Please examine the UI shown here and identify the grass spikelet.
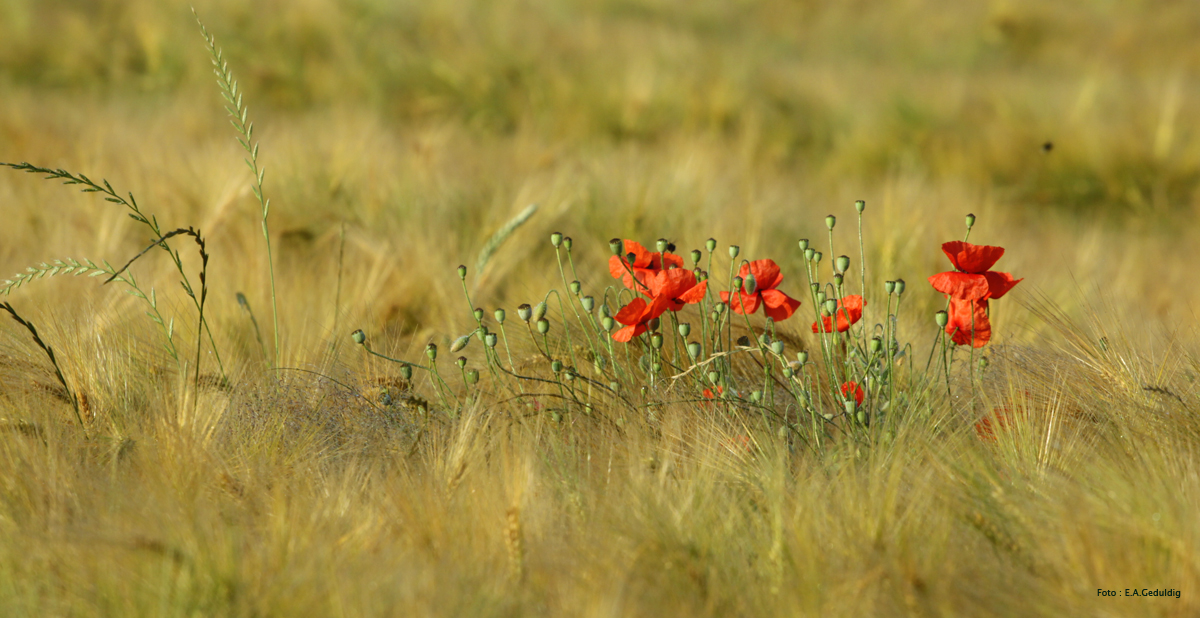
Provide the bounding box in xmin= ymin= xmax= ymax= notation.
xmin=475 ymin=203 xmax=538 ymax=278
xmin=0 ymin=302 xmax=86 ymax=435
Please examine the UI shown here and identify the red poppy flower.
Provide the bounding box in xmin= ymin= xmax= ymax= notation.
xmin=702 ymin=386 xmax=724 ymax=399
xmin=928 ymin=241 xmax=1022 ymax=301
xmin=812 ymin=295 xmax=865 ymax=334
xmin=608 ymin=240 xmax=684 ymax=292
xmin=611 ymin=269 xmax=707 ymax=342
xmin=841 ymin=381 xmax=864 ymax=406
xmin=946 ymin=297 xmax=991 ymax=348
xmin=719 ymin=259 xmax=801 ymax=321
xmin=611 ymin=297 xmax=663 ymax=342
xmin=975 ymin=405 xmax=1020 ymax=441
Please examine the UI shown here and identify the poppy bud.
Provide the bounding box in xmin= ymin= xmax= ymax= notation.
xmin=796 ymin=351 xmax=809 ymax=365
xmin=895 ymin=279 xmax=906 ymax=295
xmin=833 ymin=274 xmax=844 ymax=287
xmin=648 ymin=317 xmax=660 ymax=332
xmin=855 ymin=199 xmax=866 ymax=213
xmin=870 ymin=336 xmax=883 ymax=354
xmin=695 ymin=268 xmax=707 ymax=282
xmin=759 ymin=333 xmax=771 ymax=346
xmin=836 ymin=255 xmax=850 ymax=274
xmin=602 ymin=316 xmax=615 ymax=332
xmin=564 ymin=237 xmax=574 ymax=252
xmin=810 ymin=282 xmax=820 ymax=295
xmin=804 ymin=248 xmax=815 ymax=261
xmin=485 ymin=333 xmax=498 ymax=348
xmin=600 ymin=303 xmax=612 ymax=319
xmin=690 ymin=249 xmax=702 ymax=266
xmin=706 ymin=238 xmax=717 ymax=252
xmin=965 ymin=213 xmax=976 ymax=229
xmin=656 ymin=238 xmax=668 ymax=253
xmin=744 ymin=273 xmax=758 ymax=294
xmin=609 ymin=239 xmax=623 ymax=256
xmin=825 ymin=215 xmax=836 ymax=230
xmin=844 ymin=399 xmax=856 ymax=415
xmin=783 ymin=366 xmax=794 ymax=379
xmin=651 ymin=332 xmax=664 ymax=349
xmin=798 ymin=238 xmax=809 ymax=251
xmin=812 ymin=251 xmax=823 ymax=264
xmin=533 ymin=301 xmax=548 ymax=322
xmin=687 ymin=341 xmax=702 ymax=359
xmin=824 ymin=298 xmax=838 ymax=316
xmin=581 ymin=296 xmax=595 ymax=312
xmin=466 ymin=369 xmax=479 ymax=385
xmin=537 ymin=318 xmax=550 ymax=334
xmin=494 ymin=308 xmax=506 ymax=324
xmin=551 ymin=232 xmax=563 ymax=247
xmin=426 ymin=343 xmax=438 ymax=361
xmin=473 ymin=307 xmax=484 ymax=322
xmin=770 ymin=340 xmax=785 ymax=355
xmin=678 ymin=323 xmax=691 ymax=338
xmin=450 ymin=334 xmax=471 ymax=353
xmin=455 ymin=356 xmax=467 ymax=368
xmin=750 ymin=390 xmax=762 ymax=403
xmin=732 ymin=276 xmax=744 ymax=292
xmin=885 ymin=280 xmax=896 ymax=294
xmin=569 ymin=280 xmax=582 ymax=295
xmin=979 ymin=356 xmax=989 ymax=370
xmin=351 ymin=329 xmax=366 ymax=345
xmin=551 ymin=359 xmax=563 ymax=373
xmin=517 ymin=304 xmax=533 ymax=322
xmin=714 ymin=302 xmax=726 ymax=315
xmin=400 ymin=365 xmax=413 ymax=380
xmin=710 ymin=310 xmax=720 ymax=322
xmin=707 ymin=371 xmax=720 ymax=385
xmin=935 ymin=310 xmax=949 ymax=328
xmin=816 ymin=291 xmax=826 ymax=305
xmin=652 ymin=362 xmax=663 ymax=373
xmin=457 ymin=264 xmax=467 ymax=280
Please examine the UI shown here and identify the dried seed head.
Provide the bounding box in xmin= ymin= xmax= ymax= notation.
xmin=351 ymin=329 xmax=366 ymax=345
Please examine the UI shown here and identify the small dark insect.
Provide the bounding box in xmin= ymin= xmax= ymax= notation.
xmin=1042 ymin=141 xmax=1053 ymax=153
xmin=666 ymin=241 xmax=677 ymax=253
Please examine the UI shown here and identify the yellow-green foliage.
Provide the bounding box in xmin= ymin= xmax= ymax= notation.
xmin=2 ymin=1 xmax=1200 ymax=615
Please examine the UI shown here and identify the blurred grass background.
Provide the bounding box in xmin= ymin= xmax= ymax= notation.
xmin=2 ymin=1 xmax=1200 ymax=616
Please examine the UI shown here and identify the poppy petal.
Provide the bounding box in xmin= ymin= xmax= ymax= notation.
xmin=759 ymin=289 xmax=800 ymax=321
xmin=747 ymin=259 xmax=784 ymax=290
xmin=729 ymin=291 xmax=760 ymax=315
xmin=840 ymin=381 xmax=865 ymax=406
xmin=676 ymin=279 xmax=708 ymax=304
xmin=929 ymin=271 xmax=989 ymax=300
xmin=982 ymin=271 xmax=1023 ymax=299
xmin=614 ymin=298 xmax=650 ymax=326
xmin=942 ymin=241 xmax=1005 ymax=274
xmin=624 ymin=240 xmax=653 ymax=268
xmin=947 ymin=298 xmax=991 ymax=347
xmin=612 ymin=323 xmax=646 ymax=342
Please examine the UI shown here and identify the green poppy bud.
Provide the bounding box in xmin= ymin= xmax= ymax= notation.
xmin=551 ymin=359 xmax=563 ymax=373
xmin=935 ymin=310 xmax=949 ymax=327
xmin=494 ymin=308 xmax=506 ymax=324
xmin=425 ymin=343 xmax=438 ymax=361
xmin=455 ymin=356 xmax=467 ymax=369
xmin=569 ymin=280 xmax=582 ymax=295
xmin=485 ymin=333 xmax=498 ymax=348
xmin=816 ymin=291 xmax=826 ymax=305
xmin=706 ymin=238 xmax=717 ymax=252
xmin=855 ymin=199 xmax=866 ymax=213
xmin=732 ymin=276 xmax=744 ymax=292
xmin=678 ymin=323 xmax=691 ymax=338
xmin=797 ymin=351 xmax=809 ymax=365
xmin=750 ymin=390 xmax=762 ymax=403
xmin=457 ymin=264 xmax=467 ymax=280
xmin=690 ymin=249 xmax=702 ymax=266
xmin=823 ymin=298 xmax=838 ymax=316
xmin=798 ymin=238 xmax=809 ymax=251
xmin=771 ymin=340 xmax=785 ymax=355
xmin=825 ymin=215 xmax=836 ymax=230
xmin=601 ymin=316 xmax=615 ymax=332
xmin=581 ymin=296 xmax=595 ymax=312
xmin=885 ymin=280 xmax=896 ymax=295
xmin=517 ymin=304 xmax=533 ymax=323
xmin=656 ymin=238 xmax=668 ymax=253
xmin=473 ymin=307 xmax=484 ymax=322
xmin=804 ymin=248 xmax=815 ymax=261
xmin=979 ymin=356 xmax=989 ymax=370
xmin=835 ymin=255 xmax=850 ymax=274
xmin=833 ymin=274 xmax=844 ymax=287
xmin=965 ymin=213 xmax=976 ymax=229
xmin=744 ymin=273 xmax=758 ymax=294
xmin=609 ymin=238 xmax=624 ymax=256
xmin=351 ymin=329 xmax=366 ymax=345
xmin=400 ymin=365 xmax=413 ymax=380
xmin=651 ymin=332 xmax=664 ymax=349
xmin=728 ymin=245 xmax=740 ymax=259
xmin=550 ymin=232 xmax=563 ymax=247
xmin=870 ymin=336 xmax=883 ymax=354
xmin=600 ymin=303 xmax=612 ymax=319
xmin=450 ymin=334 xmax=471 ymax=353
xmin=537 ymin=318 xmax=550 ymax=334
xmin=533 ymin=301 xmax=548 ymax=322
xmin=783 ymin=366 xmax=794 ymax=379
xmin=695 ymin=268 xmax=707 ymax=282
xmin=687 ymin=341 xmax=702 ymax=359
xmin=895 ymin=279 xmax=906 ymax=295
xmin=466 ymin=369 xmax=479 ymax=385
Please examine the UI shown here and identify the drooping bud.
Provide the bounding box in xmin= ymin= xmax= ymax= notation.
xmin=870 ymin=336 xmax=883 ymax=354
xmin=965 ymin=213 xmax=976 ymax=229
xmin=707 ymin=371 xmax=720 ymax=385
xmin=705 ymin=238 xmax=717 ymax=252
xmin=678 ymin=323 xmax=691 ymax=338
xmin=855 ymin=199 xmax=866 ymax=213
xmin=494 ymin=308 xmax=506 ymax=324
xmin=824 ymin=298 xmax=838 ymax=316
xmin=550 ymin=232 xmax=563 ymax=247
xmin=450 ymin=334 xmax=471 ymax=353
xmin=533 ymin=301 xmax=548 ymax=322
xmin=351 ymin=329 xmax=366 ymax=345
xmin=687 ymin=341 xmax=702 ymax=359
xmin=609 ymin=238 xmax=624 ymax=256
xmin=536 ymin=318 xmax=550 ymax=334
xmin=651 ymin=332 xmax=664 ymax=350
xmin=835 ymin=255 xmax=850 ymax=274
xmin=825 ymin=215 xmax=836 ymax=230
xmin=581 ymin=296 xmax=595 ymax=312
xmin=798 ymin=238 xmax=809 ymax=251
xmin=690 ymin=249 xmax=702 ymax=266
xmin=885 ymin=280 xmax=896 ymax=295
xmin=599 ymin=303 xmax=612 ymax=319
xmin=569 ymin=280 xmax=582 ymax=295
xmin=743 ymin=273 xmax=758 ymax=295
xmin=935 ymin=310 xmax=949 ymax=328
xmin=425 ymin=343 xmax=438 ymax=361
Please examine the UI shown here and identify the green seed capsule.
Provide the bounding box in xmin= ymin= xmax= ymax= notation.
xmin=812 ymin=251 xmax=823 ymax=263
xmin=706 ymin=238 xmax=717 ymax=252
xmin=551 ymin=232 xmax=563 ymax=247
xmin=965 ymin=213 xmax=976 ymax=229
xmin=466 ymin=369 xmax=479 ymax=384
xmin=537 ymin=318 xmax=550 ymax=334
xmin=473 ymin=307 xmax=484 ymax=322
xmin=732 ymin=276 xmax=744 ymax=292
xmin=551 ymin=360 xmax=563 ymax=373
xmin=609 ymin=238 xmax=624 ymax=256
xmin=885 ymin=280 xmax=896 ymax=295
xmin=581 ymin=296 xmax=595 ymax=312
xmin=825 ymin=215 xmax=836 ymax=230
xmin=687 ymin=341 xmax=702 ymax=359
xmin=517 ymin=304 xmax=533 ymax=323
xmin=728 ymin=245 xmax=740 ymax=259
xmin=494 ymin=308 xmax=506 ymax=324
xmin=835 ymin=255 xmax=850 ymax=274
xmin=824 ymin=298 xmax=838 ymax=316
xmin=804 ymin=248 xmax=815 ymax=261
xmin=833 ymin=274 xmax=844 ymax=287
xmin=426 ymin=343 xmax=438 ymax=361
xmin=708 ymin=371 xmax=720 ymax=384
xmin=656 ymin=238 xmax=669 ymax=253
xmin=569 ymin=280 xmax=582 ymax=295
xmin=771 ymin=340 xmax=785 ymax=355
xmin=783 ymin=367 xmax=794 ymax=379
xmin=457 ymin=264 xmax=467 ymax=279
xmin=855 ymin=199 xmax=865 ymax=213
xmin=351 ymin=329 xmax=366 ymax=345
xmin=750 ymin=390 xmax=762 ymax=402
xmin=651 ymin=333 xmax=664 ymax=349
xmin=678 ymin=323 xmax=691 ymax=338
xmin=797 ymin=351 xmax=808 ymax=364
xmin=455 ymin=356 xmax=467 ymax=368
xmin=798 ymin=238 xmax=809 ymax=251
xmin=870 ymin=336 xmax=883 ymax=353
xmin=652 ymin=362 xmax=662 ymax=373
xmin=816 ymin=291 xmax=826 ymax=305
xmin=602 ymin=316 xmax=615 ymax=332
xmin=895 ymin=279 xmax=906 ymax=295
xmin=690 ymin=249 xmax=702 ymax=266
xmin=562 ymin=236 xmax=573 ymax=251
xmin=485 ymin=333 xmax=498 ymax=348
xmin=400 ymin=365 xmax=412 ymax=380
xmin=935 ymin=310 xmax=949 ymax=327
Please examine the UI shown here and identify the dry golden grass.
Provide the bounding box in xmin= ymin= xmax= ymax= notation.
xmin=2 ymin=0 xmax=1200 ymax=615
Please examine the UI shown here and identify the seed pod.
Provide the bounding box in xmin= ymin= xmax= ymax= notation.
xmin=564 ymin=370 xmax=576 ymax=381
xmin=473 ymin=307 xmax=484 ymax=322
xmin=569 ymin=280 xmax=581 ymax=295
xmin=450 ymin=334 xmax=471 ymax=353
xmin=678 ymin=323 xmax=691 ymax=338
xmin=965 ymin=213 xmax=976 ymax=229
xmin=626 ymin=252 xmax=637 ymax=265
xmin=563 ymin=236 xmax=573 ymax=251
xmin=581 ymin=296 xmax=595 ymax=312
xmin=935 ymin=310 xmax=949 ymax=328
xmin=885 ymin=280 xmax=896 ymax=295
xmin=732 ymin=276 xmax=744 ymax=292
xmin=824 ymin=298 xmax=838 ymax=316
xmin=835 ymin=255 xmax=850 ymax=274
xmin=537 ymin=318 xmax=550 ymax=334
xmin=870 ymin=336 xmax=883 ymax=354
xmin=707 ymin=371 xmax=720 ymax=384
xmin=771 ymin=340 xmax=785 ymax=355
xmin=797 ymin=351 xmax=809 ymax=365
xmin=690 ymin=249 xmax=702 ymax=266
xmin=551 ymin=360 xmax=563 ymax=373
xmin=798 ymin=238 xmax=809 ymax=251
xmin=466 ymin=369 xmax=479 ymax=384
xmin=744 ymin=273 xmax=758 ymax=294
xmin=687 ymin=341 xmax=702 ymax=359
xmin=804 ymin=248 xmax=815 ymax=261
xmin=816 ymin=291 xmax=826 ymax=305
xmin=426 ymin=343 xmax=438 ymax=361
xmin=551 ymin=232 xmax=563 ymax=247
xmin=651 ymin=332 xmax=664 ymax=349
xmin=714 ymin=303 xmax=726 ymax=315
xmin=400 ymin=365 xmax=413 ymax=380
xmin=351 ymin=329 xmax=366 ymax=345
xmin=783 ymin=366 xmax=794 ymax=379
xmin=750 ymin=390 xmax=762 ymax=403
xmin=706 ymin=238 xmax=717 ymax=252
xmin=656 ymin=238 xmax=668 ymax=253
xmin=728 ymin=245 xmax=740 ymax=259
xmin=855 ymin=199 xmax=866 ymax=213
xmin=609 ymin=238 xmax=623 ymax=256
xmin=457 ymin=264 xmax=467 ymax=280
xmin=494 ymin=308 xmax=506 ymax=324
xmin=485 ymin=333 xmax=498 ymax=348
xmin=833 ymin=274 xmax=844 ymax=287
xmin=455 ymin=356 xmax=467 ymax=368
xmin=517 ymin=304 xmax=533 ymax=323
xmin=600 ymin=303 xmax=612 ymax=319
xmin=895 ymin=279 xmax=906 ymax=295
xmin=812 ymin=251 xmax=823 ymax=263
xmin=602 ymin=316 xmax=615 ymax=332
xmin=825 ymin=215 xmax=836 ymax=230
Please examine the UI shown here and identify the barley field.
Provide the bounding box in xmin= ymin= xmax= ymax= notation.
xmin=2 ymin=1 xmax=1200 ymax=616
